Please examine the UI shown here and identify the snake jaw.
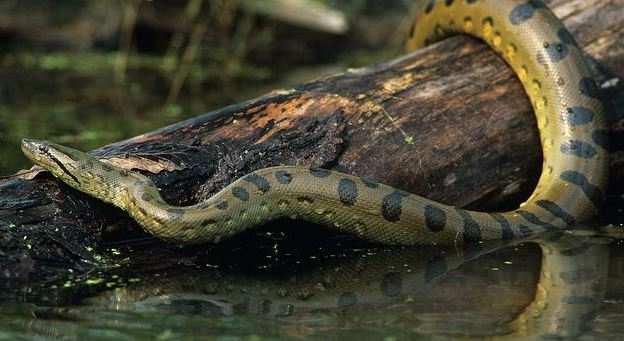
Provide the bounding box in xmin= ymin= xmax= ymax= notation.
xmin=22 ymin=139 xmax=81 ymax=186
xmin=21 ymin=139 xmax=120 ymax=202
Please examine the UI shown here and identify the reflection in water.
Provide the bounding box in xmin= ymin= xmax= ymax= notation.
xmin=0 ymin=228 xmax=621 ymax=339
xmin=511 ymin=232 xmax=610 ymax=338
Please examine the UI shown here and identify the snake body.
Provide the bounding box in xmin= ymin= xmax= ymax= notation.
xmin=22 ymin=0 xmax=607 ymax=245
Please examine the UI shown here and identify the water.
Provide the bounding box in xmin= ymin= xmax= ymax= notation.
xmin=2 ymin=228 xmax=624 ymax=339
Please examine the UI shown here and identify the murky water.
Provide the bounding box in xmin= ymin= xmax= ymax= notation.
xmin=2 ymin=227 xmax=624 ymax=339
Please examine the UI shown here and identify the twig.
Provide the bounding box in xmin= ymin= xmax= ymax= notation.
xmin=114 ymin=0 xmax=140 ymax=84
xmin=162 ymin=0 xmax=204 ymax=73
xmin=165 ymin=22 xmax=208 ymax=107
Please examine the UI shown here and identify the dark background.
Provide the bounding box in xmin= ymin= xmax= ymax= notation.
xmin=0 ymin=0 xmax=412 ymax=174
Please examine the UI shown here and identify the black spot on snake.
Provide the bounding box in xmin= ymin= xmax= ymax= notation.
xmin=579 ymin=77 xmax=601 ymax=99
xmin=381 ymin=272 xmax=402 ymax=297
xmin=560 ymin=140 xmax=597 ymax=159
xmin=557 ymin=27 xmax=578 ymax=47
xmin=466 ymin=0 xmax=478 ymax=3
xmin=517 ymin=210 xmax=556 ymax=230
xmin=216 ymin=201 xmax=228 ymax=210
xmin=445 ymin=0 xmax=454 ymax=6
xmin=509 ymin=1 xmax=545 ymax=25
xmin=361 ymin=177 xmax=379 ymax=189
xmin=243 ymin=173 xmax=270 ymax=193
xmin=424 ymin=205 xmax=446 ymax=232
xmin=201 ymin=219 xmax=217 ymax=227
xmin=381 ymin=191 xmax=409 ymax=222
xmin=592 ymin=129 xmax=609 ymax=150
xmin=425 ymin=0 xmax=435 ymax=14
xmin=517 ymin=225 xmax=534 ymax=237
xmin=337 ymin=292 xmax=358 ymax=307
xmin=456 ymin=209 xmax=481 ymax=242
xmin=565 ymin=106 xmax=594 ymax=125
xmin=560 ymin=170 xmax=604 ymax=209
xmin=232 ymin=187 xmax=250 ymax=201
xmin=297 ymin=196 xmax=314 ymax=205
xmin=310 ymin=168 xmax=331 ymax=178
xmin=338 ymin=178 xmax=358 ymax=206
xmin=536 ymin=200 xmax=576 ymax=226
xmin=274 ymin=170 xmax=292 ymax=184
xmin=545 ymin=42 xmax=569 ymax=62
xmin=489 ymin=213 xmax=514 ymax=241
xmin=425 ymin=256 xmax=447 ymax=283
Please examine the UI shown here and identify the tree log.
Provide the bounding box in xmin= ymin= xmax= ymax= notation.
xmin=1 ymin=0 xmax=623 ymax=287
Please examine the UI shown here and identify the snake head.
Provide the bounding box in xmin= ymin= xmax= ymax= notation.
xmin=21 ymin=138 xmax=136 ymax=206
xmin=21 ymin=138 xmax=90 ymax=185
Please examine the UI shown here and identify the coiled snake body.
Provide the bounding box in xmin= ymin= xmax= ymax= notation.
xmin=22 ymin=0 xmax=607 ymax=245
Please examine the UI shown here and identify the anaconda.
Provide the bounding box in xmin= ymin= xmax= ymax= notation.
xmin=21 ymin=0 xmax=607 ymax=245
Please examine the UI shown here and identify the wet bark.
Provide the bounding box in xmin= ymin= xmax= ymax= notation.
xmin=1 ymin=0 xmax=623 ymax=287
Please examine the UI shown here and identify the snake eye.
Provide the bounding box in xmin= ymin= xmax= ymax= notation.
xmin=38 ymin=145 xmax=49 ymax=153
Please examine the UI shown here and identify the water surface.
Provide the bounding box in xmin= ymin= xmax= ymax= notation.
xmin=3 ymin=226 xmax=624 ymax=339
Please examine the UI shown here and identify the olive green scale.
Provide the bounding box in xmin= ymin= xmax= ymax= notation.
xmin=22 ymin=0 xmax=607 ymax=245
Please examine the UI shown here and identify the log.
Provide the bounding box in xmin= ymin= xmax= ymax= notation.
xmin=1 ymin=0 xmax=623 ymax=287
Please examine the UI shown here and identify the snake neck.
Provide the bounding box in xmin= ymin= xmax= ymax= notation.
xmin=72 ymin=162 xmax=152 ymax=213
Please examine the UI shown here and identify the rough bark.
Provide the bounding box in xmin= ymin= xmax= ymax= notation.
xmin=1 ymin=0 xmax=623 ymax=287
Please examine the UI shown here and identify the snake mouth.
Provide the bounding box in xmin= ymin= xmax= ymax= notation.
xmin=21 ymin=138 xmax=81 ymax=185
xmin=21 ymin=138 xmax=47 ymax=161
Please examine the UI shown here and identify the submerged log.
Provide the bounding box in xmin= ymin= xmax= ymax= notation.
xmin=1 ymin=0 xmax=623 ymax=286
